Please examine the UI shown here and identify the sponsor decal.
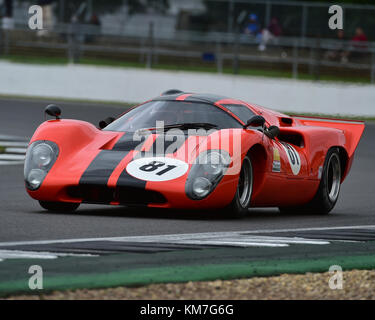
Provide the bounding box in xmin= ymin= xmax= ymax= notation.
xmin=282 ymin=143 xmax=301 ymax=175
xmin=126 ymin=156 xmax=189 ymax=181
xmin=272 ymin=148 xmax=281 ymax=172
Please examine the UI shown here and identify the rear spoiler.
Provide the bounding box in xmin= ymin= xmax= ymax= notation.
xmin=291 ymin=115 xmax=365 ymax=157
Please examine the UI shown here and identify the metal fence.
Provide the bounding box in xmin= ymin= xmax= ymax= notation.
xmin=5 ymin=0 xmax=375 ymax=40
xmin=1 ymin=0 xmax=375 ymax=83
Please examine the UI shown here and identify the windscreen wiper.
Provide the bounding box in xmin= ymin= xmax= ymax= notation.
xmin=140 ymin=123 xmax=218 ymax=132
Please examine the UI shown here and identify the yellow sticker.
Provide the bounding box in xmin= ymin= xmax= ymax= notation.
xmin=272 ymin=148 xmax=281 ymax=172
xmin=273 ymin=148 xmax=280 ymax=161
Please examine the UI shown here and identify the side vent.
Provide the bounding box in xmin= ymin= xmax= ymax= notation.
xmin=280 ymin=117 xmax=293 ymax=126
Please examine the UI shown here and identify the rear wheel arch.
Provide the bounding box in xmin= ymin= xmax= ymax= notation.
xmin=334 ymin=146 xmax=349 ymax=181
xmin=246 ymin=144 xmax=267 ymax=196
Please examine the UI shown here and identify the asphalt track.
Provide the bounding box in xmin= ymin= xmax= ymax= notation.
xmin=0 ymin=97 xmax=374 ymax=242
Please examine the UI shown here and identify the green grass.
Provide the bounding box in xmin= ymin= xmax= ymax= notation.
xmin=0 ymin=93 xmax=136 ymax=109
xmin=1 ymin=54 xmax=372 ymax=85
xmin=5 ymin=55 xmax=69 ymax=65
xmin=2 ymin=253 xmax=375 ymax=297
xmin=0 ymin=146 xmax=5 ymax=154
xmin=282 ymin=111 xmax=375 ymax=121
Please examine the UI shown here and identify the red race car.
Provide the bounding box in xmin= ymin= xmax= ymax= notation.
xmin=24 ymin=91 xmax=365 ymax=217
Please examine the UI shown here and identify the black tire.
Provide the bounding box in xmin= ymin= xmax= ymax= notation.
xmin=225 ymin=155 xmax=253 ymax=218
xmin=39 ymin=201 xmax=80 ymax=213
xmin=279 ymin=148 xmax=341 ymax=215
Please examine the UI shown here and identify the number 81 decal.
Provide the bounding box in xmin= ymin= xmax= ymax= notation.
xmin=281 ymin=143 xmax=301 ymax=175
xmin=126 ymin=157 xmax=189 ymax=181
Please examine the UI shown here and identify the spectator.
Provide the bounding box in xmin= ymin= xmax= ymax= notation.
xmin=89 ymin=14 xmax=101 ymax=27
xmin=351 ymin=27 xmax=368 ymax=48
xmin=342 ymin=27 xmax=368 ymax=63
xmin=37 ymin=0 xmax=55 ymax=36
xmin=268 ymin=17 xmax=282 ymax=37
xmin=2 ymin=0 xmax=14 ymax=30
xmin=243 ymin=13 xmax=260 ymax=37
xmin=86 ymin=13 xmax=101 ymax=43
xmin=258 ymin=17 xmax=282 ymax=51
xmin=324 ymin=30 xmax=346 ymax=62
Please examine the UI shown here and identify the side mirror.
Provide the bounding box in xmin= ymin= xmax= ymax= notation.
xmin=45 ymin=104 xmax=61 ymax=120
xmin=265 ymin=125 xmax=280 ymax=139
xmin=244 ymin=115 xmax=266 ymax=129
xmin=99 ymin=117 xmax=115 ymax=129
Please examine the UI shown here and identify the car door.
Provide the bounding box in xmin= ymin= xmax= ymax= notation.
xmin=272 ymin=138 xmax=308 ymax=178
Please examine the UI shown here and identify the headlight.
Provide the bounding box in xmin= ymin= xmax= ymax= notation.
xmin=27 ymin=169 xmax=47 ymax=190
xmin=32 ymin=143 xmax=54 ymax=167
xmin=192 ymin=177 xmax=212 ymax=198
xmin=24 ymin=141 xmax=59 ymax=190
xmin=186 ymin=150 xmax=231 ymax=200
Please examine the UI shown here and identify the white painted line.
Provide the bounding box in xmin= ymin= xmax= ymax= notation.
xmin=0 ymin=134 xmax=29 ymax=141
xmin=199 ymin=236 xmax=330 ymax=245
xmin=5 ymin=147 xmax=27 ymax=154
xmin=0 ymin=154 xmax=25 ymax=160
xmin=238 ymin=224 xmax=375 ymax=235
xmin=0 ymin=250 xmax=58 ymax=260
xmin=0 ymin=249 xmax=98 ymax=262
xmin=0 ymin=160 xmax=24 ymax=165
xmin=0 ymin=224 xmax=372 ymax=248
xmin=0 ymin=141 xmax=28 ymax=147
xmin=0 ymin=134 xmax=29 ymax=140
xmin=176 ymin=240 xmax=288 ymax=247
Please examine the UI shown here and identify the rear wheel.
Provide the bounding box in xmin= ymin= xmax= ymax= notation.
xmin=279 ymin=148 xmax=341 ymax=215
xmin=39 ymin=201 xmax=80 ymax=213
xmin=225 ymin=156 xmax=253 ymax=218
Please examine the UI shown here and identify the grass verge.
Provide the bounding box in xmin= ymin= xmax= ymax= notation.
xmin=7 ymin=269 xmax=375 ymax=300
xmin=1 ymin=253 xmax=375 ymax=297
xmin=0 ymin=94 xmax=136 ymax=109
xmin=1 ymin=55 xmax=372 ymax=85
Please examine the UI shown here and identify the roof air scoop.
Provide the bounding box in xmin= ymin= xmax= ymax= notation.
xmin=161 ymin=89 xmax=184 ymax=96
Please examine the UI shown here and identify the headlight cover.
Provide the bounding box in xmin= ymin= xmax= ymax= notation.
xmin=24 ymin=141 xmax=59 ymax=190
xmin=185 ymin=150 xmax=231 ymax=200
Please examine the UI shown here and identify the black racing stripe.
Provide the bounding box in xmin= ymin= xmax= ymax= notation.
xmin=79 ymin=150 xmax=129 ymax=185
xmin=112 ymin=131 xmax=146 ymax=151
xmin=117 ymin=158 xmax=148 ymax=189
xmin=79 ymin=132 xmax=145 ymax=186
xmin=116 ymin=133 xmax=189 ymax=189
xmin=116 ymin=132 xmax=150 ymax=189
xmin=148 ymin=133 xmax=189 ymax=156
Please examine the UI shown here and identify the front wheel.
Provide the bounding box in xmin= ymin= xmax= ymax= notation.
xmin=279 ymin=148 xmax=342 ymax=215
xmin=225 ymin=155 xmax=253 ymax=218
xmin=39 ymin=201 xmax=80 ymax=213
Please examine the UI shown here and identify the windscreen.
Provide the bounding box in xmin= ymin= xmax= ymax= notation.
xmin=104 ymin=100 xmax=242 ymax=132
xmin=221 ymin=104 xmax=255 ymax=123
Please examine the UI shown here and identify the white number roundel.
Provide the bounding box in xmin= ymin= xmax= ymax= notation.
xmin=126 ymin=157 xmax=189 ymax=182
xmin=282 ymin=143 xmax=301 ymax=175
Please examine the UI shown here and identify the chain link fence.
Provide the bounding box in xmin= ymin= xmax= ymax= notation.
xmin=1 ymin=0 xmax=375 ymax=82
